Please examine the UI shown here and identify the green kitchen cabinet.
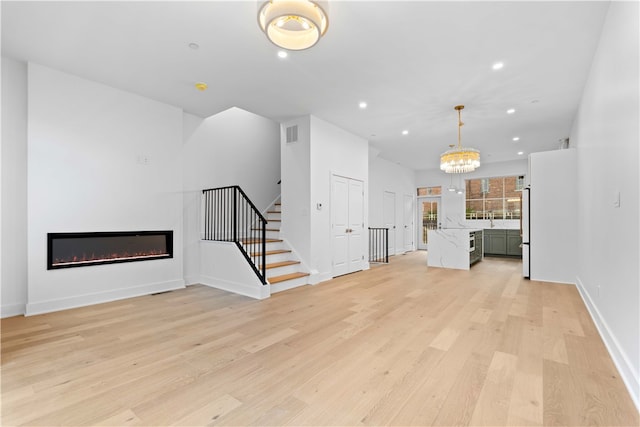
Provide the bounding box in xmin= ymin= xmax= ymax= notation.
xmin=484 ymin=229 xmax=522 ymax=257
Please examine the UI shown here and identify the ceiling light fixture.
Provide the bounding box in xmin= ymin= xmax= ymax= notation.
xmin=518 ymin=151 xmax=524 ymax=155
xmin=277 ymin=50 xmax=288 ymax=58
xmin=359 ymin=101 xmax=367 ymax=109
xmin=507 ymin=108 xmax=516 ymax=114
xmin=440 ymin=105 xmax=481 ymax=174
xmin=512 ymin=137 xmax=520 ymax=141
xmin=492 ymin=62 xmax=504 ymax=70
xmin=402 ymin=130 xmax=409 ymax=135
xmin=258 ymin=0 xmax=329 ymax=51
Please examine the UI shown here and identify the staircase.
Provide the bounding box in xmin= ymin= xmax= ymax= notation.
xmin=255 ymin=201 xmax=310 ymax=292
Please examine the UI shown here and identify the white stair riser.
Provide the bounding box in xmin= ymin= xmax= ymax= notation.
xmin=265 ymin=264 xmax=300 ymax=277
xmin=270 ymin=276 xmax=309 ymax=293
xmin=244 ymin=242 xmax=286 ymax=254
xmin=265 ymin=230 xmax=281 ymax=239
xmin=262 ymin=252 xmax=294 ymax=264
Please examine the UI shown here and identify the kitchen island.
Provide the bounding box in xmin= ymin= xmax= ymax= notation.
xmin=427 ymin=229 xmax=483 ymax=270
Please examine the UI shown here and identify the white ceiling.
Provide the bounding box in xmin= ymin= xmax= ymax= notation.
xmin=1 ymin=1 xmax=610 ymax=171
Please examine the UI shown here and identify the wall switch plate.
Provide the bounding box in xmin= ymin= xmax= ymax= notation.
xmin=136 ymin=154 xmax=151 ymax=165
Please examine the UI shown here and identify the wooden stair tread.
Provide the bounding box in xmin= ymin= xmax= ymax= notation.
xmin=267 ymin=210 xmax=281 ymax=214
xmin=267 ymin=219 xmax=281 ymax=222
xmin=251 ymin=249 xmax=292 ymax=257
xmin=252 ymin=228 xmax=280 ymax=232
xmin=242 ymin=238 xmax=282 ymax=244
xmin=262 ymin=261 xmax=300 ymax=270
xmin=268 ymin=272 xmax=310 ymax=284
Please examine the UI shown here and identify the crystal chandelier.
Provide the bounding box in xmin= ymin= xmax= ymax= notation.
xmin=440 ymin=105 xmax=481 ymax=173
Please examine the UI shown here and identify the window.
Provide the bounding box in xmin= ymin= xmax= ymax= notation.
xmin=465 ymin=176 xmax=522 ymax=220
xmin=417 ymin=186 xmax=441 ymax=196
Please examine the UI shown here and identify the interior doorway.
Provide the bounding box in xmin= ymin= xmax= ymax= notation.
xmin=417 ymin=197 xmax=440 ymax=250
xmin=403 ymin=194 xmax=414 ymax=252
xmin=331 ymin=175 xmax=364 ymax=277
xmin=383 ymin=191 xmax=396 ymax=257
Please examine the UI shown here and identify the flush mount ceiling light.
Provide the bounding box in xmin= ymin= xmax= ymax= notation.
xmin=440 ymin=105 xmax=481 ymax=174
xmin=258 ymin=0 xmax=329 ymax=51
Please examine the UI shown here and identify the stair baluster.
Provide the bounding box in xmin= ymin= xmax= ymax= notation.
xmin=202 ymin=186 xmax=267 ymax=284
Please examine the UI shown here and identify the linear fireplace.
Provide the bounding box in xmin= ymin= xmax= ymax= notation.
xmin=47 ymin=231 xmax=173 ymax=270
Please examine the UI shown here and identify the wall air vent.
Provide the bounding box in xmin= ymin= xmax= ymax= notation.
xmin=286 ymin=125 xmax=298 ymax=143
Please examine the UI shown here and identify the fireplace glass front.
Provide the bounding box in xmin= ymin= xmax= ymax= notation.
xmin=47 ymin=231 xmax=173 ymax=270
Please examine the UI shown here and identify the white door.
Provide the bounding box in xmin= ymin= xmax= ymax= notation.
xmin=348 ymin=179 xmax=364 ymax=269
xmin=418 ymin=197 xmax=440 ymax=250
xmin=383 ymin=191 xmax=396 ymax=257
xmin=332 ymin=175 xmax=364 ymax=277
xmin=403 ymin=194 xmax=414 ymax=252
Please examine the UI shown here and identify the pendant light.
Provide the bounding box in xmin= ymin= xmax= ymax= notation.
xmin=440 ymin=105 xmax=481 ymax=173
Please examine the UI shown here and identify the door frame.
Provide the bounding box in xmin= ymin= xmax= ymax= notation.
xmin=383 ymin=190 xmax=396 ymax=257
xmin=403 ymin=194 xmax=414 ymax=252
xmin=417 ymin=196 xmax=441 ymax=250
xmin=331 ymin=174 xmax=365 ymax=277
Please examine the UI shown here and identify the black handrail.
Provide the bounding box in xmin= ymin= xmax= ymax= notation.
xmin=202 ymin=186 xmax=267 ymax=284
xmin=368 ymin=227 xmax=389 ymax=263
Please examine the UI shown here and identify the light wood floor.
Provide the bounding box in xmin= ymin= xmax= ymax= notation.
xmin=2 ymin=252 xmax=638 ymax=426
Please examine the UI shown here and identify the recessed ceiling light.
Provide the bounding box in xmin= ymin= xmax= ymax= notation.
xmin=402 ymin=130 xmax=409 ymax=135
xmin=492 ymin=62 xmax=504 ymax=70
xmin=507 ymin=108 xmax=516 ymax=114
xmin=512 ymin=137 xmax=520 ymax=141
xmin=188 ymin=42 xmax=199 ymax=50
xmin=195 ymin=82 xmax=208 ymax=91
xmin=277 ymin=50 xmax=288 ymax=59
xmin=517 ymin=151 xmax=524 ymax=155
xmin=359 ymin=101 xmax=368 ymax=109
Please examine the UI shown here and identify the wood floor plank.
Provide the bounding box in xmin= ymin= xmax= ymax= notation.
xmin=1 ymin=252 xmax=637 ymax=426
xmin=469 ymin=351 xmax=519 ymax=426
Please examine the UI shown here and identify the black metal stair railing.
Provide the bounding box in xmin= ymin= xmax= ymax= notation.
xmin=202 ymin=186 xmax=267 ymax=284
xmin=368 ymin=227 xmax=389 ymax=263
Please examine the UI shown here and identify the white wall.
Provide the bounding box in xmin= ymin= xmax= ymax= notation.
xmin=416 ymin=159 xmax=527 ymax=230
xmin=309 ymin=116 xmax=369 ymax=281
xmin=182 ymin=107 xmax=281 ymax=284
xmin=369 ymin=151 xmax=417 ymax=254
xmin=570 ymin=1 xmax=639 ymax=409
xmin=1 ymin=57 xmax=28 ymax=317
xmin=199 ymin=241 xmax=269 ymax=300
xmin=280 ymin=116 xmax=312 ymax=265
xmin=26 ymin=63 xmax=185 ymax=315
xmin=280 ymin=115 xmax=369 ymax=283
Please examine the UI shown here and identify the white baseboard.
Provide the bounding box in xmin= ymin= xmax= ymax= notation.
xmin=25 ymin=279 xmax=185 ymax=316
xmin=183 ymin=275 xmax=200 ymax=286
xmin=1 ymin=303 xmax=26 ymax=318
xmin=198 ymin=274 xmax=270 ymax=300
xmin=576 ymin=276 xmax=640 ymax=411
xmin=310 ymin=271 xmax=332 ymax=285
